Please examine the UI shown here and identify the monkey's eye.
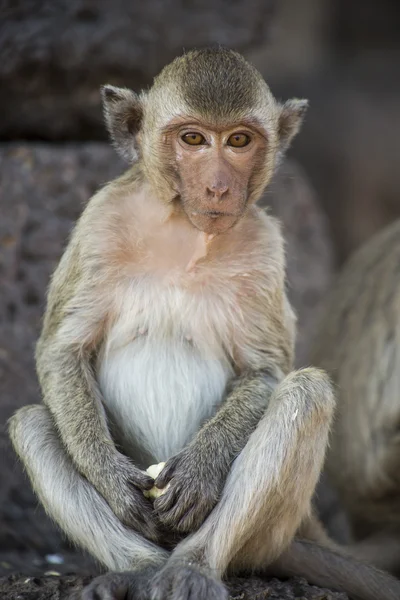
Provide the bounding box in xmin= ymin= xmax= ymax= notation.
xmin=227 ymin=133 xmax=251 ymax=148
xmin=181 ymin=132 xmax=206 ymax=146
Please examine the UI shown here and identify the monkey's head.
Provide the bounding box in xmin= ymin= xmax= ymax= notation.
xmin=102 ymin=48 xmax=308 ymax=235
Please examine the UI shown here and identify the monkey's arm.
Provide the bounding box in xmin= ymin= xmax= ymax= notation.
xmin=154 ymin=272 xmax=294 ymax=532
xmin=35 ymin=242 xmax=158 ymax=541
xmin=154 ymin=302 xmax=292 ymax=535
xmin=154 ymin=369 xmax=280 ymax=532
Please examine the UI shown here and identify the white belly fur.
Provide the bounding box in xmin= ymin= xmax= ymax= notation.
xmin=98 ymin=336 xmax=232 ymax=462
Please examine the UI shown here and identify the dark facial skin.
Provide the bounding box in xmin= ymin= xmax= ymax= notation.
xmin=166 ymin=118 xmax=267 ymax=235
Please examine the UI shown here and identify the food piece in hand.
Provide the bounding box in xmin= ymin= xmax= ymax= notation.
xmin=143 ymin=462 xmax=168 ymax=499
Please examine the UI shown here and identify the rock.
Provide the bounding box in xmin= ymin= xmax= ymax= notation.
xmin=331 ymin=0 xmax=400 ymax=60
xmin=228 ymin=575 xmax=348 ymax=599
xmin=245 ymin=1 xmax=400 ymax=266
xmin=0 ymin=142 xmax=332 ymax=575
xmin=0 ymin=143 xmax=124 ymax=566
xmin=288 ymin=61 xmax=400 ymax=265
xmin=0 ymin=572 xmax=92 ymax=600
xmin=261 ymin=159 xmax=333 ymax=366
xmin=0 ymin=0 xmax=275 ymax=140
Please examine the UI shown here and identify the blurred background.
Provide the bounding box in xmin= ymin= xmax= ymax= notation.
xmin=1 ymin=0 xmax=400 ymax=583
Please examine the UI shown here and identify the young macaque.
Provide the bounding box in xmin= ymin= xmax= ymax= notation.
xmin=9 ymin=48 xmax=400 ymax=600
xmin=312 ymin=219 xmax=400 ymax=576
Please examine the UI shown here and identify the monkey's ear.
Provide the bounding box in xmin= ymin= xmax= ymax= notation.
xmin=101 ymin=85 xmax=144 ymax=162
xmin=278 ymin=99 xmax=308 ymax=152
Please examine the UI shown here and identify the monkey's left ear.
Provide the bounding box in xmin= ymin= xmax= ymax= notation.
xmin=101 ymin=85 xmax=144 ymax=162
xmin=278 ymin=99 xmax=308 ymax=152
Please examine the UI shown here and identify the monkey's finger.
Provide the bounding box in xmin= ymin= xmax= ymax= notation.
xmin=155 ymin=455 xmax=180 ymax=487
xmin=171 ymin=565 xmax=228 ymax=600
xmin=130 ymin=504 xmax=153 ymax=528
xmin=159 ymin=501 xmax=194 ymax=531
xmin=175 ymin=503 xmax=199 ymax=532
xmin=152 ymin=563 xmax=228 ymax=600
xmin=82 ymin=573 xmax=129 ymax=600
xmin=155 ymin=494 xmax=193 ymax=529
xmin=133 ymin=491 xmax=156 ymax=515
xmin=127 ymin=494 xmax=160 ymax=542
xmin=130 ymin=471 xmax=155 ymax=491
xmin=154 ymin=483 xmax=179 ymax=514
xmin=128 ymin=483 xmax=155 ymax=507
xmin=150 ymin=568 xmax=173 ymax=600
xmin=136 ymin=516 xmax=160 ymax=544
xmin=129 ymin=507 xmax=153 ymax=530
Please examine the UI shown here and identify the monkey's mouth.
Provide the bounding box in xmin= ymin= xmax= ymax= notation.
xmin=192 ymin=210 xmax=238 ymax=220
xmin=188 ymin=210 xmax=241 ymax=234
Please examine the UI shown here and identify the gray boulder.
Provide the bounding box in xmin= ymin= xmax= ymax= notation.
xmin=0 ymin=0 xmax=275 ymax=140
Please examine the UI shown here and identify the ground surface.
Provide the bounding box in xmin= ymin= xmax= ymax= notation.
xmin=0 ymin=572 xmax=348 ymax=600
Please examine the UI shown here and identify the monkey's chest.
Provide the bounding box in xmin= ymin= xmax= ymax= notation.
xmin=97 ymin=281 xmax=236 ymax=466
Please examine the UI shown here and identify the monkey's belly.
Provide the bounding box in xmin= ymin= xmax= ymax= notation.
xmin=97 ymin=338 xmax=232 ymax=465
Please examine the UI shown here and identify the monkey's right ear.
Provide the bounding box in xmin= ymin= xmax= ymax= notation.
xmin=101 ymin=85 xmax=144 ymax=162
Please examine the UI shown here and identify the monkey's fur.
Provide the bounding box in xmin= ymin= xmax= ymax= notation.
xmin=9 ymin=48 xmax=400 ymax=600
xmin=312 ymin=219 xmax=400 ymax=576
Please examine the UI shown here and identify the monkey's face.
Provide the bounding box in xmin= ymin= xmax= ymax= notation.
xmin=101 ymin=49 xmax=308 ymax=225
xmin=166 ymin=119 xmax=268 ymax=235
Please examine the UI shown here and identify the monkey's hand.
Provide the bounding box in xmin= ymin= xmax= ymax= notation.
xmin=153 ymin=445 xmax=227 ymax=533
xmin=108 ymin=457 xmax=160 ymax=542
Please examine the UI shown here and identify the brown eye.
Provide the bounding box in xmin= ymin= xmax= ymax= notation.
xmin=227 ymin=133 xmax=251 ymax=148
xmin=182 ymin=132 xmax=205 ymax=145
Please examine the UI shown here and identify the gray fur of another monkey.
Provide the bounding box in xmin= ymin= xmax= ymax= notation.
xmin=312 ymin=219 xmax=400 ymax=575
xmin=9 ymin=48 xmax=400 ymax=600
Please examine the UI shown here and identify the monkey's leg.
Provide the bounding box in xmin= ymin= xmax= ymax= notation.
xmin=269 ymin=537 xmax=400 ymax=600
xmin=325 ymin=338 xmax=400 ymax=574
xmin=9 ymin=405 xmax=168 ymax=578
xmin=149 ymin=368 xmax=400 ymax=600
xmin=150 ymin=368 xmax=335 ymax=600
xmin=349 ymin=531 xmax=400 ymax=575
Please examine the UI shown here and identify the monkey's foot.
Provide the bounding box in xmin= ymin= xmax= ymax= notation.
xmin=150 ymin=561 xmax=228 ymax=600
xmin=82 ymin=567 xmax=157 ymax=600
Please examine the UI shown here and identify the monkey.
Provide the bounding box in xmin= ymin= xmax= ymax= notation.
xmin=8 ymin=48 xmax=400 ymax=600
xmin=311 ymin=219 xmax=400 ymax=576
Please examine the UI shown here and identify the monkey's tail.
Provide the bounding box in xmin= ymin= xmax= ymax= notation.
xmin=270 ymin=538 xmax=400 ymax=600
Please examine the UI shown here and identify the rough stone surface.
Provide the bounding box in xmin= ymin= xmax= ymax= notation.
xmin=246 ymin=2 xmax=400 ymax=265
xmin=262 ymin=160 xmax=333 ymax=366
xmin=0 ymin=143 xmax=333 ymax=593
xmin=0 ymin=144 xmax=123 ymax=576
xmin=0 ymin=573 xmax=348 ymax=600
xmin=0 ymin=0 xmax=275 ymax=140
xmin=285 ymin=60 xmax=400 ymax=265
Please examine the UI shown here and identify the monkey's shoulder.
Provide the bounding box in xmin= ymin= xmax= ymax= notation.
xmin=226 ymin=206 xmax=286 ymax=278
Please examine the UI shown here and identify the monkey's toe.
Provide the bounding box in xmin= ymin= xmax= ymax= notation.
xmin=82 ymin=569 xmax=156 ymax=600
xmin=82 ymin=573 xmax=128 ymax=600
xmin=151 ymin=562 xmax=228 ymax=600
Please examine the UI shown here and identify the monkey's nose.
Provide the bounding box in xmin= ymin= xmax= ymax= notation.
xmin=207 ymin=184 xmax=229 ymax=201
